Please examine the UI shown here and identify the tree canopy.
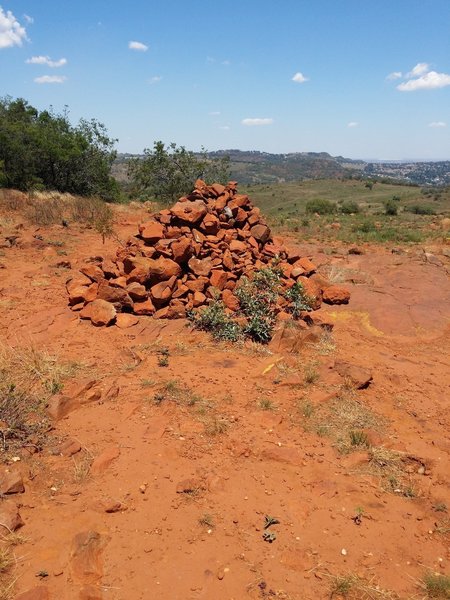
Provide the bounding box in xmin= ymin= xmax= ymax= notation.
xmin=0 ymin=97 xmax=119 ymax=200
xmin=128 ymin=141 xmax=230 ymax=204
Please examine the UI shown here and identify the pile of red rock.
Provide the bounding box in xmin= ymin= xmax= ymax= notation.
xmin=66 ymin=180 xmax=350 ymax=327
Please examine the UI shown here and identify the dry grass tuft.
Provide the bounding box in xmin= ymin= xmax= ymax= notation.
xmin=328 ymin=573 xmax=399 ymax=599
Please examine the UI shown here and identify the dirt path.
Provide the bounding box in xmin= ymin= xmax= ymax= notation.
xmin=0 ymin=213 xmax=449 ymax=600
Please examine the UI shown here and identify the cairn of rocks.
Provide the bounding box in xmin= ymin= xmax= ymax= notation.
xmin=66 ymin=180 xmax=350 ymax=326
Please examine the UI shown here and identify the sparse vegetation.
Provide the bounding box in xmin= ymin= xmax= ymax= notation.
xmin=421 ymin=572 xmax=450 ymax=598
xmin=305 ymin=198 xmax=336 ymax=215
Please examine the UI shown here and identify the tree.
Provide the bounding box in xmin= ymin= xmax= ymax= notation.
xmin=128 ymin=141 xmax=230 ymax=204
xmin=0 ymin=96 xmax=119 ymax=200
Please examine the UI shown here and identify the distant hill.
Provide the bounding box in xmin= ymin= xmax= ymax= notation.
xmin=112 ymin=150 xmax=450 ymax=187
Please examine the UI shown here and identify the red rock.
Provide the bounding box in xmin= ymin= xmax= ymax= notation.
xmin=70 ymin=530 xmax=107 ymax=583
xmin=297 ymin=277 xmax=322 ymax=310
xmin=0 ymin=503 xmax=24 ymax=532
xmin=89 ymin=299 xmax=116 ymax=326
xmin=250 ymin=223 xmax=271 ymax=243
xmin=101 ymin=259 xmax=119 ymax=278
xmin=211 ymin=183 xmax=226 ymax=196
xmin=60 ymin=439 xmax=82 ymax=457
xmin=15 ymin=587 xmax=49 ymax=600
xmin=139 ymin=220 xmax=165 ymax=243
xmin=322 ymin=285 xmax=350 ymax=305
xmin=334 ymin=361 xmax=373 ymax=389
xmin=201 ymin=213 xmax=220 ymax=235
xmin=293 ymin=257 xmax=316 ymax=275
xmin=126 ymin=282 xmax=147 ymax=301
xmin=171 ymin=200 xmax=207 ymax=224
xmin=192 ymin=291 xmax=207 ymax=307
xmin=186 ymin=277 xmax=207 ymax=292
xmin=147 ymin=257 xmax=181 ymax=281
xmin=94 ymin=497 xmax=127 ymax=514
xmin=79 ymin=302 xmax=94 ymax=320
xmin=0 ymin=469 xmax=24 ymax=494
xmin=97 ymin=283 xmax=133 ymax=310
xmin=229 ymin=239 xmax=247 ymax=253
xmin=171 ymin=236 xmax=193 ymax=263
xmin=188 ymin=256 xmax=212 ymax=277
xmin=79 ymin=585 xmax=104 ymax=600
xmin=210 ymin=269 xmax=227 ymax=290
xmin=68 ymin=283 xmax=97 ymax=305
xmin=80 ymin=264 xmax=104 ymax=282
xmin=222 ymin=289 xmax=239 ymax=311
xmin=222 ymin=249 xmax=234 ymax=270
xmin=150 ymin=277 xmax=176 ymax=306
xmin=115 ymin=313 xmax=139 ymax=328
xmin=302 ymin=312 xmax=334 ymax=330
xmin=133 ymin=298 xmax=155 ymax=315
xmin=260 ymin=445 xmax=304 ymax=466
xmin=123 ymin=256 xmax=153 ymax=283
xmin=90 ymin=446 xmax=120 ymax=476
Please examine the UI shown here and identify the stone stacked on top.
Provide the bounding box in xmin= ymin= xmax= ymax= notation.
xmin=66 ymin=180 xmax=350 ymax=326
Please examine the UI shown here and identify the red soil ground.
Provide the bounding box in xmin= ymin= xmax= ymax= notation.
xmin=0 ymin=205 xmax=449 ymax=600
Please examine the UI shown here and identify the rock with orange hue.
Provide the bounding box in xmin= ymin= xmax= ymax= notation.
xmin=126 ymin=282 xmax=147 ymax=301
xmin=229 ymin=239 xmax=247 ymax=253
xmin=0 ymin=469 xmax=24 ymax=494
xmin=89 ymin=299 xmax=117 ymax=326
xmin=334 ymin=361 xmax=373 ymax=389
xmin=80 ymin=264 xmax=104 ymax=282
xmin=293 ymin=257 xmax=316 ymax=275
xmin=70 ymin=530 xmax=108 ymax=583
xmin=60 ymin=439 xmax=82 ymax=457
xmin=210 ymin=269 xmax=227 ymax=290
xmin=222 ymin=289 xmax=240 ymax=311
xmin=250 ymin=223 xmax=271 ymax=243
xmin=139 ymin=220 xmax=165 ymax=243
xmin=171 ymin=199 xmax=207 ymax=224
xmin=323 ymin=285 xmax=350 ymax=305
xmin=97 ymin=283 xmax=133 ymax=310
xmin=297 ymin=276 xmax=322 ymax=310
xmin=192 ymin=291 xmax=207 ymax=307
xmin=302 ymin=311 xmax=334 ymax=330
xmin=0 ymin=503 xmax=24 ymax=532
xmin=147 ymin=257 xmax=181 ymax=281
xmin=201 ymin=213 xmax=220 ymax=235
xmin=176 ymin=478 xmax=205 ymax=494
xmin=150 ymin=277 xmax=176 ymax=306
xmin=133 ymin=298 xmax=155 ymax=315
xmin=171 ymin=236 xmax=193 ymax=263
xmin=188 ymin=256 xmax=212 ymax=277
xmin=115 ymin=313 xmax=139 ymax=328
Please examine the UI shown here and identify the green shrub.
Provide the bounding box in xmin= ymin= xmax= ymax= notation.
xmin=187 ymin=301 xmax=242 ymax=342
xmin=340 ymin=200 xmax=360 ymax=214
xmin=305 ymin=198 xmax=336 ymax=215
xmin=406 ymin=204 xmax=436 ymax=215
xmin=284 ymin=282 xmax=314 ymax=317
xmin=384 ymin=199 xmax=398 ymax=216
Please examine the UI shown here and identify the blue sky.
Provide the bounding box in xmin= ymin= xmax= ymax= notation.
xmin=1 ymin=0 xmax=450 ymax=159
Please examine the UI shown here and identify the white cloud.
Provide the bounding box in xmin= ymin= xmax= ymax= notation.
xmin=0 ymin=7 xmax=28 ymax=49
xmin=222 ymin=59 xmax=230 ymax=66
xmin=397 ymin=70 xmax=450 ymax=91
xmin=129 ymin=40 xmax=148 ymax=51
xmin=241 ymin=118 xmax=273 ymax=126
xmin=209 ymin=111 xmax=220 ymax=116
xmin=406 ymin=62 xmax=430 ymax=78
xmin=219 ymin=125 xmax=230 ymax=130
xmin=34 ymin=75 xmax=67 ymax=84
xmin=386 ymin=71 xmax=402 ymax=80
xmin=149 ymin=75 xmax=162 ymax=84
xmin=429 ymin=121 xmax=446 ymax=128
xmin=26 ymin=55 xmax=67 ymax=68
xmin=347 ymin=122 xmax=359 ymax=128
xmin=24 ymin=14 xmax=34 ymax=24
xmin=292 ymin=71 xmax=308 ymax=83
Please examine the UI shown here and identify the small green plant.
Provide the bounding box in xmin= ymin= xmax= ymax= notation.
xmin=188 ymin=301 xmax=242 ymax=342
xmin=330 ymin=575 xmax=356 ymax=597
xmin=305 ymin=198 xmax=336 ymax=215
xmin=384 ymin=199 xmax=398 ymax=216
xmin=349 ymin=429 xmax=370 ymax=448
xmin=259 ymin=398 xmax=275 ymax=411
xmin=422 ymin=571 xmax=450 ymax=598
xmin=284 ymin=282 xmax=314 ymax=317
xmin=340 ymin=200 xmax=360 ymax=214
xmin=433 ymin=503 xmax=448 ymax=513
xmin=304 ymin=363 xmax=319 ymax=385
xmin=157 ymin=347 xmax=170 ymax=367
xmin=407 ymin=204 xmax=436 ymax=215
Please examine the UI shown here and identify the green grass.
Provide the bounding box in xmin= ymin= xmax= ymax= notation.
xmin=242 ymin=180 xmax=450 ymax=244
xmin=422 ymin=572 xmax=450 ymax=598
